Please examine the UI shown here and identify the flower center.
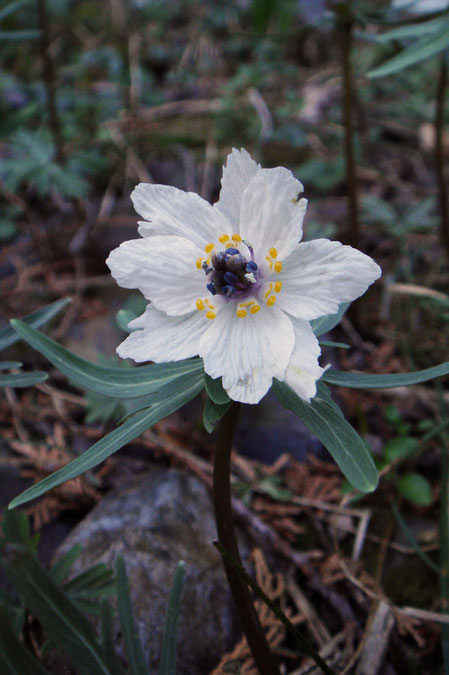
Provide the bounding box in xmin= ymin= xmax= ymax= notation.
xmin=195 ymin=234 xmax=283 ymax=319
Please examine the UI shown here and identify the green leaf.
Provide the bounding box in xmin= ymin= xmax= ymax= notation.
xmin=391 ymin=502 xmax=439 ymax=574
xmin=311 ymin=302 xmax=350 ymax=337
xmin=2 ymin=544 xmax=111 ymax=675
xmin=158 ymin=561 xmax=185 ymax=675
xmin=397 ymin=472 xmax=433 ymax=506
xmin=0 ymin=371 xmax=47 ymax=388
xmin=0 ymin=298 xmax=70 ymax=351
xmin=384 ymin=436 xmax=420 ymax=461
xmin=0 ymin=29 xmax=41 ymax=40
xmin=323 ymin=363 xmax=449 ymax=389
xmin=116 ymin=309 xmax=138 ymax=333
xmin=100 ymin=600 xmax=125 ymax=675
xmin=63 ymin=565 xmax=115 ymax=596
xmin=375 ymin=15 xmax=447 ymax=42
xmin=116 ymin=556 xmax=147 ymax=675
xmin=203 ymin=396 xmax=231 ymax=434
xmin=10 ymin=319 xmax=204 ymax=399
xmin=273 ymin=381 xmax=378 ymax=492
xmin=49 ymin=544 xmax=82 ymax=585
xmin=0 ymin=605 xmax=49 ymax=675
xmin=204 ymin=374 xmax=231 ymax=405
xmin=319 ymin=341 xmax=350 ymax=349
xmin=0 ymin=361 xmax=22 ymax=370
xmin=9 ymin=375 xmax=204 ymax=508
xmin=368 ymin=17 xmax=449 ymax=78
xmin=0 ymin=0 xmax=33 ymax=22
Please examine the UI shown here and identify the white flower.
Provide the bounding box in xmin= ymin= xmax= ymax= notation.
xmin=106 ymin=149 xmax=381 ymax=404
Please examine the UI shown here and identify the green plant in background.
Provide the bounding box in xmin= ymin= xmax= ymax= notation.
xmin=0 ymin=509 xmax=185 ymax=674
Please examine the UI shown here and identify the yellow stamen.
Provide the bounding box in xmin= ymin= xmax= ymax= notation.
xmin=206 ymin=311 xmax=216 ymax=320
xmin=269 ymin=247 xmax=278 ymax=259
xmin=274 ymin=261 xmax=282 ymax=273
xmin=265 ymin=256 xmax=273 ymax=269
xmin=274 ymin=281 xmax=282 ymax=293
xmin=196 ymin=299 xmax=205 ymax=311
xmin=236 ymin=309 xmax=247 ymax=318
xmin=264 ymin=283 xmax=273 ymax=299
xmin=196 ymin=257 xmax=204 ymax=269
xmin=205 ymin=242 xmax=214 ymax=253
xmin=219 ymin=234 xmax=230 ymax=244
xmin=240 ymin=300 xmax=255 ymax=307
xmin=267 ymin=296 xmax=276 ymax=306
xmin=250 ymin=305 xmax=261 ymax=314
xmin=232 ymin=233 xmax=242 ymax=243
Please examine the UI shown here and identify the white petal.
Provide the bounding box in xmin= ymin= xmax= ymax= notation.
xmin=132 ymin=184 xmax=221 ymax=249
xmin=117 ymin=305 xmax=206 ymax=362
xmin=214 ymin=148 xmax=261 ymax=229
xmin=239 ymin=167 xmax=307 ymax=261
xmin=276 ymin=239 xmax=382 ymax=320
xmin=199 ymin=301 xmax=294 ymax=404
xmin=284 ymin=318 xmax=326 ymax=401
xmin=106 ymin=235 xmax=207 ymax=316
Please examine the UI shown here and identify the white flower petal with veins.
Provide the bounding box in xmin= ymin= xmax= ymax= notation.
xmin=118 ymin=305 xmax=207 ymax=362
xmin=240 ymin=167 xmax=307 ymax=262
xmin=214 ymin=148 xmax=261 ymax=228
xmin=133 ymin=184 xmax=222 ymax=249
xmin=199 ymin=301 xmax=295 ymax=404
xmin=108 ymin=148 xmax=382 ymax=404
xmin=284 ymin=318 xmax=327 ymax=401
xmin=274 ymin=238 xmax=381 ymax=321
xmin=106 ymin=235 xmax=206 ymax=316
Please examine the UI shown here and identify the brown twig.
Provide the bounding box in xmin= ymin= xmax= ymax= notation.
xmin=339 ymin=12 xmax=359 ymax=249
xmin=436 ymin=55 xmax=449 ymax=260
xmin=36 ymin=0 xmax=65 ymax=164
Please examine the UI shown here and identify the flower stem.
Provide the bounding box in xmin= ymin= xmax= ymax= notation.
xmin=213 ymin=402 xmax=280 ymax=675
xmin=436 ymin=55 xmax=449 ymax=262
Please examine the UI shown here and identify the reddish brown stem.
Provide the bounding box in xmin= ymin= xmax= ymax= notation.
xmin=213 ymin=402 xmax=280 ymax=675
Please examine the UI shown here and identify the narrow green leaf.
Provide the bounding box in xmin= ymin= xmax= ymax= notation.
xmin=368 ymin=18 xmax=449 ymax=78
xmin=0 ymin=0 xmax=33 ymax=22
xmin=391 ymin=503 xmax=440 ymax=574
xmin=323 ymin=363 xmax=449 ymax=389
xmin=10 ymin=319 xmax=204 ymax=399
xmin=273 ymin=381 xmax=378 ymax=492
xmin=116 ymin=556 xmax=147 ymax=675
xmin=375 ymin=15 xmax=447 ymax=42
xmin=204 ymin=374 xmax=231 ymax=405
xmin=100 ymin=600 xmax=125 ymax=675
xmin=63 ymin=565 xmax=115 ymax=594
xmin=49 ymin=544 xmax=82 ymax=585
xmin=311 ymin=302 xmax=350 ymax=337
xmin=203 ymin=397 xmax=231 ymax=434
xmin=9 ymin=376 xmax=204 ymax=508
xmin=0 ymin=606 xmax=49 ymax=675
xmin=0 ymin=29 xmax=41 ymax=39
xmin=0 ymin=297 xmax=70 ymax=351
xmin=158 ymin=561 xmax=185 ymax=675
xmin=319 ymin=341 xmax=350 ymax=349
xmin=0 ymin=371 xmax=47 ymax=388
xmin=0 ymin=361 xmax=22 ymax=370
xmin=2 ymin=544 xmax=111 ymax=675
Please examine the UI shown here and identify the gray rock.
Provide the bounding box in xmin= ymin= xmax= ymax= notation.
xmin=56 ymin=467 xmax=240 ymax=674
